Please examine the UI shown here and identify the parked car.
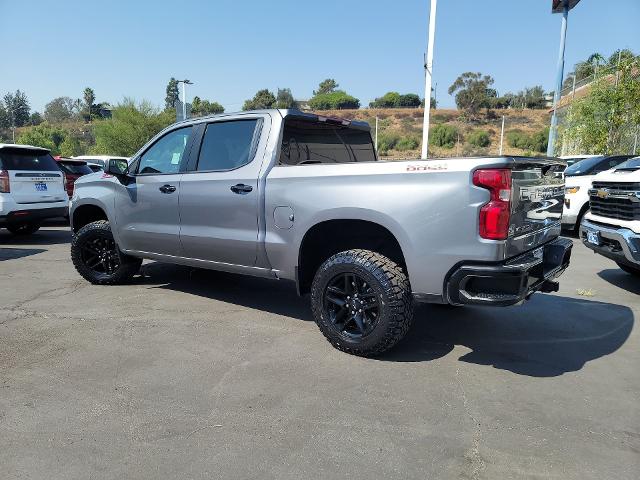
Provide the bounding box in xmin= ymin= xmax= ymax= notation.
xmin=559 ymin=154 xmax=600 ymax=168
xmin=86 ymin=163 xmax=103 ymax=173
xmin=54 ymin=157 xmax=95 ymax=198
xmin=580 ymin=156 xmax=640 ymax=276
xmin=72 ymin=155 xmax=128 ymax=170
xmin=561 ymin=155 xmax=634 ymax=231
xmin=0 ymin=144 xmax=68 ymax=235
xmin=69 ymin=110 xmax=572 ymax=356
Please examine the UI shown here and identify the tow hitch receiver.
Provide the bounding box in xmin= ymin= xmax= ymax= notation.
xmin=539 ymin=280 xmax=560 ymax=293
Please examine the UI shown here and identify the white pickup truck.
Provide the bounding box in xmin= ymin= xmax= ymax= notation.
xmin=580 ymin=156 xmax=640 ymax=276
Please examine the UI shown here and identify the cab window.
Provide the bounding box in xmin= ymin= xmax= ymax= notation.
xmin=137 ymin=127 xmax=192 ymax=175
xmin=196 ymin=120 xmax=260 ymax=171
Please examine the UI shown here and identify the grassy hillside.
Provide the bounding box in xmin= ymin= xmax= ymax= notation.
xmin=314 ymin=108 xmax=550 ymax=159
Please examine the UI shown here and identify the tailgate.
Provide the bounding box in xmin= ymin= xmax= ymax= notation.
xmin=0 ymin=147 xmax=67 ymax=205
xmin=506 ymin=158 xmax=565 ymax=257
xmin=9 ymin=170 xmax=67 ymax=204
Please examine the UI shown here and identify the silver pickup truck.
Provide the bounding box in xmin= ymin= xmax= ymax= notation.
xmin=69 ymin=109 xmax=572 ymax=356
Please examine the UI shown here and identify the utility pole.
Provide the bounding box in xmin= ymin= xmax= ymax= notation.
xmin=547 ymin=0 xmax=569 ymax=157
xmin=421 ymin=0 xmax=437 ymax=159
xmin=499 ymin=115 xmax=505 ymax=155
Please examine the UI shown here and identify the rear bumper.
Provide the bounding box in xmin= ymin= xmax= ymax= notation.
xmin=445 ymin=237 xmax=573 ymax=306
xmin=0 ymin=206 xmax=69 ymax=226
xmin=579 ymin=219 xmax=640 ymax=268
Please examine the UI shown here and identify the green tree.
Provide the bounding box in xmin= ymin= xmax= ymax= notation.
xmin=313 ymin=79 xmax=339 ymax=96
xmin=308 ymin=91 xmax=360 ymax=110
xmin=562 ymin=58 xmax=640 ymax=154
xmin=44 ymin=96 xmax=76 ymax=123
xmin=17 ymin=123 xmax=68 ymax=154
xmin=83 ymin=87 xmax=96 ymax=121
xmin=191 ymin=96 xmax=225 ymax=116
xmin=370 ymin=92 xmax=401 ymax=108
xmin=607 ymin=49 xmax=636 ymax=68
xmin=448 ymin=72 xmax=495 ymax=115
xmin=243 ymin=89 xmax=276 ymax=110
xmin=3 ymin=90 xmax=31 ymax=127
xmin=92 ymin=99 xmax=175 ymax=156
xmin=59 ymin=135 xmax=82 ymax=156
xmin=29 ymin=112 xmax=43 ymax=126
xmin=276 ymin=88 xmax=298 ymax=109
xmin=370 ymin=92 xmax=421 ymax=108
xmin=165 ymin=77 xmax=180 ymax=110
xmin=0 ymin=101 xmax=10 ymax=129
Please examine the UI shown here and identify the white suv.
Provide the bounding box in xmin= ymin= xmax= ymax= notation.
xmin=0 ymin=144 xmax=68 ymax=235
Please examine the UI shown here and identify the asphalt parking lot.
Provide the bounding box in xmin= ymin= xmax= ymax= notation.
xmin=1 ymin=224 xmax=638 ymax=480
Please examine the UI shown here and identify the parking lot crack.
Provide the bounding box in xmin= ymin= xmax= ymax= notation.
xmin=456 ymin=366 xmax=486 ymax=480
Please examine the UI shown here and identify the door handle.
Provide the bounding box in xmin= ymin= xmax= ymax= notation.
xmin=230 ymin=184 xmax=253 ymax=194
xmin=159 ymin=184 xmax=177 ymax=193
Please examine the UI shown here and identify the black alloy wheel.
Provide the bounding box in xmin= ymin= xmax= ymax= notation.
xmin=323 ymin=272 xmax=380 ymax=338
xmin=79 ymin=236 xmax=121 ymax=275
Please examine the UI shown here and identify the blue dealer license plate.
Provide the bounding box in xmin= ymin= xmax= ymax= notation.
xmin=34 ymin=182 xmax=47 ymax=192
xmin=587 ymin=231 xmax=600 ymax=246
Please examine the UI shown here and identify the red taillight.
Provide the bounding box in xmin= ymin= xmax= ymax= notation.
xmin=473 ymin=168 xmax=512 ymax=240
xmin=0 ymin=170 xmax=9 ymax=193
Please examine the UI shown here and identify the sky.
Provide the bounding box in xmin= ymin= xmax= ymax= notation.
xmin=1 ymin=0 xmax=639 ymax=113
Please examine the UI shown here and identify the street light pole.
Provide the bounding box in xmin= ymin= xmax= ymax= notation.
xmin=176 ymin=79 xmax=193 ymax=121
xmin=547 ymin=0 xmax=570 ymax=157
xmin=421 ymin=0 xmax=437 ymax=159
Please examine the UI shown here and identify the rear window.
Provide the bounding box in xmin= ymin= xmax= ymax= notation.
xmin=279 ymin=119 xmax=376 ymax=166
xmin=58 ymin=161 xmax=93 ymax=175
xmin=0 ymin=148 xmax=60 ymax=171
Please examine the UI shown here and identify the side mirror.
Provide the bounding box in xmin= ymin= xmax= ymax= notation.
xmin=106 ymin=158 xmax=129 ymax=176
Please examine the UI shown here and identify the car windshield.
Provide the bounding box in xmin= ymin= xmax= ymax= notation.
xmin=615 ymin=156 xmax=640 ymax=171
xmin=0 ymin=148 xmax=59 ymax=171
xmin=564 ymin=156 xmax=604 ymax=176
xmin=58 ymin=161 xmax=93 ymax=175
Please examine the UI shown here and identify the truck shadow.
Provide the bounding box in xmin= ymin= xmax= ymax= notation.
xmin=0 ymin=247 xmax=47 ymax=261
xmin=141 ymin=263 xmax=633 ymax=378
xmin=597 ymin=268 xmax=640 ymax=295
xmin=385 ymin=295 xmax=634 ymax=377
xmin=141 ymin=262 xmax=314 ymax=322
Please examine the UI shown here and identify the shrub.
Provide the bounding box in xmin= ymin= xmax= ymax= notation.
xmin=309 ymin=91 xmax=360 ymax=110
xmin=506 ymin=130 xmax=528 ymax=149
xmin=377 ymin=132 xmax=400 ymax=153
xmin=467 ymin=129 xmax=491 ymax=148
xmin=17 ymin=123 xmax=69 ymax=154
xmin=506 ymin=128 xmax=548 ymax=153
xmin=395 ymin=136 xmax=420 ymax=151
xmin=429 ymin=124 xmax=458 ymax=148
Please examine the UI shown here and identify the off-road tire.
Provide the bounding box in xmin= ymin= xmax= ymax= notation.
xmin=6 ymin=223 xmax=41 ymax=235
xmin=311 ymin=249 xmax=413 ymax=357
xmin=71 ymin=220 xmax=142 ymax=285
xmin=616 ymin=262 xmax=640 ymax=277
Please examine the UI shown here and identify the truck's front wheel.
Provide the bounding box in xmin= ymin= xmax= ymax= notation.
xmin=71 ymin=220 xmax=142 ymax=285
xmin=311 ymin=249 xmax=413 ymax=357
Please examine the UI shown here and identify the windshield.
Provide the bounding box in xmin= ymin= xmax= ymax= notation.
xmin=564 ymin=156 xmax=604 ymax=176
xmin=0 ymin=148 xmax=59 ymax=171
xmin=58 ymin=161 xmax=93 ymax=175
xmin=615 ymin=156 xmax=640 ymax=170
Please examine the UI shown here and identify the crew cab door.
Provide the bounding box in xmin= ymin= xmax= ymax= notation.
xmin=178 ymin=116 xmax=268 ymax=266
xmin=114 ymin=126 xmax=194 ymax=256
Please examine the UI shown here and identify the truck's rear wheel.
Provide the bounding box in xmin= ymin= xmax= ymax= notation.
xmin=71 ymin=220 xmax=141 ymax=285
xmin=616 ymin=262 xmax=640 ymax=277
xmin=311 ymin=249 xmax=413 ymax=357
xmin=6 ymin=222 xmax=41 ymax=235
